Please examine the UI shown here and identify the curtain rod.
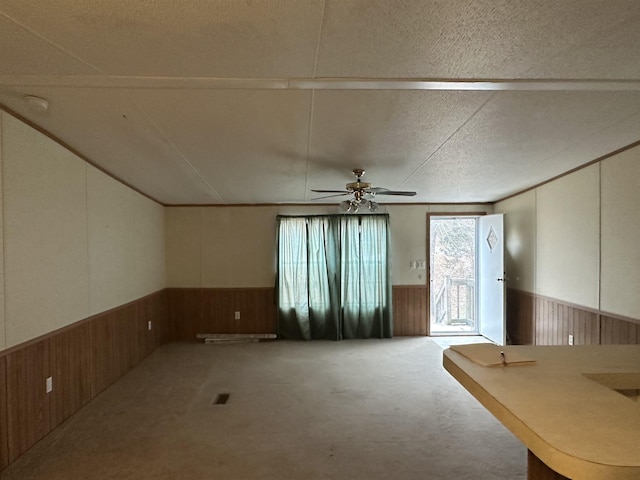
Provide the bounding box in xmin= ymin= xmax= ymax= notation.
xmin=276 ymin=213 xmax=390 ymax=220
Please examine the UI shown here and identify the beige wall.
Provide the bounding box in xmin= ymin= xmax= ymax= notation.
xmin=165 ymin=207 xmax=202 ymax=287
xmin=496 ymin=145 xmax=640 ymax=319
xmin=536 ymin=165 xmax=600 ymax=308
xmin=87 ymin=167 xmax=166 ymax=314
xmin=3 ymin=112 xmax=90 ymax=347
xmin=0 ymin=111 xmax=166 ymax=349
xmin=131 ymin=189 xmax=166 ymax=299
xmin=498 ymin=190 xmax=536 ymax=293
xmin=165 ymin=203 xmax=491 ymax=288
xmin=166 ymin=205 xmax=338 ymax=288
xmin=88 ymin=166 xmax=135 ymax=314
xmin=600 ymin=148 xmax=640 ymax=319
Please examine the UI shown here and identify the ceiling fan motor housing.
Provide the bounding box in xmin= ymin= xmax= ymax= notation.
xmin=346 ymin=181 xmax=371 ymax=191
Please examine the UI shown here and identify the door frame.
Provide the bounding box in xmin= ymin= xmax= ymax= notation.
xmin=426 ymin=212 xmax=487 ymax=336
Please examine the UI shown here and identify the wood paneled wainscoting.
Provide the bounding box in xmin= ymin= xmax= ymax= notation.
xmin=0 ymin=354 xmax=10 ymax=470
xmin=393 ymin=285 xmax=428 ymax=336
xmin=600 ymin=313 xmax=640 ymax=344
xmin=507 ymin=288 xmax=640 ymax=345
xmin=168 ymin=286 xmax=429 ymax=340
xmin=506 ymin=289 xmax=535 ymax=346
xmin=167 ymin=288 xmax=277 ymax=341
xmin=0 ymin=290 xmax=168 ymax=470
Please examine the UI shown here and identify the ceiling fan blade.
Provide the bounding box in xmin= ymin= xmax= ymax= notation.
xmin=377 ymin=191 xmax=417 ymax=196
xmin=311 ymin=192 xmax=351 ymax=200
xmin=311 ymin=189 xmax=350 ymax=193
xmin=367 ymin=187 xmax=417 ymax=196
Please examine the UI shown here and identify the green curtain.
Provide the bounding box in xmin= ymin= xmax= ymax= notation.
xmin=277 ymin=217 xmax=311 ymax=340
xmin=341 ymin=215 xmax=392 ymax=339
xmin=276 ymin=214 xmax=391 ymax=340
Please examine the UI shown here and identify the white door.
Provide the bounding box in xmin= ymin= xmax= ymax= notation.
xmin=478 ymin=214 xmax=506 ymax=345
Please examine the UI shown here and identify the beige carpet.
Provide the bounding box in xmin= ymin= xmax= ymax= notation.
xmin=2 ymin=338 xmax=526 ymax=479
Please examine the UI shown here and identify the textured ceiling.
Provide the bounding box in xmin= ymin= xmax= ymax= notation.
xmin=1 ymin=0 xmax=640 ymax=205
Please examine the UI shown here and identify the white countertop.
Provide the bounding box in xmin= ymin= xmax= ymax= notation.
xmin=443 ymin=345 xmax=640 ymax=480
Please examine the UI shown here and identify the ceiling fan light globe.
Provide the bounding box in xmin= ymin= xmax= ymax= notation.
xmin=368 ymin=201 xmax=379 ymax=212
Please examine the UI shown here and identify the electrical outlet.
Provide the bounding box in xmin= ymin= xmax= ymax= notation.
xmin=568 ymin=334 xmax=574 ymax=346
xmin=148 ymin=320 xmax=152 ymax=331
xmin=46 ymin=376 xmax=53 ymax=393
xmin=234 ymin=311 xmax=240 ymax=320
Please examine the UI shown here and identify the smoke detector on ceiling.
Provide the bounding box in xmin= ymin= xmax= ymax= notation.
xmin=23 ymin=95 xmax=49 ymax=113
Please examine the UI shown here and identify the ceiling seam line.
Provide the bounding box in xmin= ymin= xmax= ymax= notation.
xmin=304 ymin=90 xmax=316 ymax=202
xmin=0 ymin=12 xmax=105 ymax=75
xmin=121 ymin=90 xmax=226 ymax=203
xmin=311 ymin=0 xmax=327 ymax=79
xmin=397 ymin=92 xmax=498 ymax=189
xmin=302 ymin=0 xmax=325 ymax=201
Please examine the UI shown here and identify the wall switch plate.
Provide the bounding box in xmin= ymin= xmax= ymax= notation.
xmin=568 ymin=334 xmax=574 ymax=345
xmin=46 ymin=376 xmax=53 ymax=393
xmin=148 ymin=320 xmax=152 ymax=331
xmin=234 ymin=311 xmax=240 ymax=320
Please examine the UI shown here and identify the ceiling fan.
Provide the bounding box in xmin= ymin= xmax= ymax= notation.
xmin=312 ymin=168 xmax=416 ymax=212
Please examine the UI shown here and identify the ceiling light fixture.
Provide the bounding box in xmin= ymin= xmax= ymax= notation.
xmin=339 ymin=198 xmax=379 ymax=213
